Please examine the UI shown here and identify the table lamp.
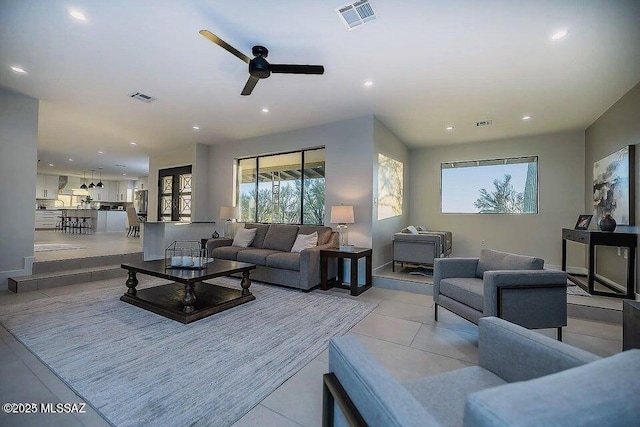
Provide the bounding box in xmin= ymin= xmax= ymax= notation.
xmin=330 ymin=205 xmax=354 ymax=251
xmin=219 ymin=206 xmax=239 ymax=238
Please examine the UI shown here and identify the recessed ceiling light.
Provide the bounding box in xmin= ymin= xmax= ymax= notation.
xmin=446 ymin=126 xmax=454 ymax=131
xmin=522 ymin=115 xmax=533 ymax=121
xmin=10 ymin=65 xmax=27 ymax=74
xmin=192 ymin=125 xmax=200 ymax=130
xmin=98 ymin=150 xmax=103 ymax=154
xmin=130 ymin=142 xmax=136 ymax=145
xmin=68 ymin=158 xmax=73 ymax=161
xmin=48 ymin=163 xmax=54 ymax=167
xmin=68 ymin=9 xmax=86 ymax=21
xmin=123 ymin=173 xmax=127 ymax=176
xmin=363 ymin=80 xmax=374 ymax=87
xmin=261 ymin=108 xmax=269 ymax=113
xmin=551 ymin=30 xmax=567 ymax=40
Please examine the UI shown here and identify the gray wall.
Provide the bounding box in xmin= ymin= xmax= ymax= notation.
xmin=207 ymin=116 xmax=375 ymax=248
xmin=409 ymin=131 xmax=586 ymax=268
xmin=0 ymin=88 xmax=39 ymax=289
xmin=372 ymin=118 xmax=410 ymax=268
xmin=585 ymin=82 xmax=640 ymax=292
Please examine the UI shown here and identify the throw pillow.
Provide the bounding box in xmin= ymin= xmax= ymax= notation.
xmin=291 ymin=232 xmax=318 ymax=253
xmin=262 ymin=224 xmax=300 ymax=252
xmin=416 ymin=225 xmax=428 ymax=231
xmin=232 ymin=227 xmax=257 ymax=248
xmin=405 ymin=225 xmax=419 ymax=235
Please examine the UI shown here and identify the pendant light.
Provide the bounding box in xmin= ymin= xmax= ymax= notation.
xmin=88 ymin=170 xmax=95 ymax=189
xmin=96 ymin=168 xmax=104 ymax=188
xmin=80 ymin=171 xmax=88 ymax=189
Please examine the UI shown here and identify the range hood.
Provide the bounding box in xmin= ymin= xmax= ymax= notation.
xmin=58 ymin=176 xmax=89 ymax=195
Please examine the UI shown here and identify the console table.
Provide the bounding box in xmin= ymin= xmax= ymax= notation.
xmin=561 ymin=227 xmax=637 ymax=299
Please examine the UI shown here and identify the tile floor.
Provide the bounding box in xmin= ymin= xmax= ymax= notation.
xmin=0 ymin=231 xmax=625 ymax=426
xmin=0 ymin=277 xmax=623 ymax=427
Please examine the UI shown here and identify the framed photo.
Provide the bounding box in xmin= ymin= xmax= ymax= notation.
xmin=575 ymin=214 xmax=593 ymax=230
xmin=593 ymin=145 xmax=635 ymax=225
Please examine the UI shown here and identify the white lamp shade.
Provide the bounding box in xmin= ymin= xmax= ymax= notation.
xmin=219 ymin=206 xmax=239 ymax=219
xmin=330 ymin=205 xmax=354 ymax=224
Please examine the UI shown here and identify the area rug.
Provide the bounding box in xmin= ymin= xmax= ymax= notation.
xmin=0 ymin=278 xmax=375 ymax=427
xmin=567 ymin=285 xmax=591 ymax=296
xmin=34 ymin=243 xmax=87 ymax=252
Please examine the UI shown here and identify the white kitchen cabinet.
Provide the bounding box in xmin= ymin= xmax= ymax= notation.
xmin=107 ymin=181 xmax=119 ymax=202
xmin=118 ymin=180 xmax=134 ymax=202
xmin=35 ymin=210 xmax=59 ymax=229
xmin=36 ymin=174 xmax=59 ymax=199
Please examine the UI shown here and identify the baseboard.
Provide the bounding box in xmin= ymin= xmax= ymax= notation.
xmin=373 ymin=261 xmax=392 ymax=273
xmin=546 ymin=264 xmax=587 ymax=275
xmin=0 ymin=256 xmax=34 ymax=290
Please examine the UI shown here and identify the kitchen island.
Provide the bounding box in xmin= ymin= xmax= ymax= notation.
xmin=62 ymin=209 xmax=128 ymax=233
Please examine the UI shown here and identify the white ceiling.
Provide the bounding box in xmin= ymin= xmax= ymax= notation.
xmin=1 ymin=0 xmax=639 ymax=181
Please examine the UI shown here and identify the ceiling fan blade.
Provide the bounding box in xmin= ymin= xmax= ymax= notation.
xmin=199 ymin=30 xmax=250 ymax=64
xmin=241 ymin=76 xmax=260 ymax=96
xmin=270 ymin=64 xmax=325 ymax=75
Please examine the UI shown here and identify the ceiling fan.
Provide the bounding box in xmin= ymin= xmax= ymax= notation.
xmin=199 ymin=30 xmax=325 ymax=96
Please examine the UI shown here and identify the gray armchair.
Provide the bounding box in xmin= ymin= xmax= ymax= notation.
xmin=323 ymin=317 xmax=640 ymax=427
xmin=433 ymin=249 xmax=567 ymax=340
xmin=392 ymin=229 xmax=452 ymax=272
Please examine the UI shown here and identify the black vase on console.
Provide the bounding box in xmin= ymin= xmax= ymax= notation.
xmin=599 ymin=214 xmax=617 ymax=232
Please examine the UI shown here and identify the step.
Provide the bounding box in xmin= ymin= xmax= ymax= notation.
xmin=9 ymin=265 xmax=129 ymax=293
xmin=32 ymin=252 xmax=142 ymax=274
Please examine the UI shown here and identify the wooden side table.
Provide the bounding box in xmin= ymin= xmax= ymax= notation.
xmin=320 ymin=247 xmax=372 ymax=296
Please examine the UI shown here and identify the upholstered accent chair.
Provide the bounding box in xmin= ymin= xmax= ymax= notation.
xmin=392 ymin=226 xmax=452 ymax=271
xmin=434 ymin=249 xmax=567 ymax=340
xmin=323 ymin=317 xmax=640 ymax=427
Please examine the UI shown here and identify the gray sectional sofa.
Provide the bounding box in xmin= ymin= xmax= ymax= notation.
xmin=205 ymin=223 xmax=338 ymax=291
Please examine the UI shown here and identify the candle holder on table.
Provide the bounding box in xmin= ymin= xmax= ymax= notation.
xmin=165 ymin=241 xmax=208 ymax=269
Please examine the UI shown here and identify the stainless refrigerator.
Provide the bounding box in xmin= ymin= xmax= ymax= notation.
xmin=134 ymin=190 xmax=148 ymax=215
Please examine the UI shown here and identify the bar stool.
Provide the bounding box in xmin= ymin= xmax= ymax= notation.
xmin=79 ymin=216 xmax=92 ymax=234
xmin=69 ymin=216 xmax=80 ymax=233
xmin=55 ymin=215 xmax=65 ymax=232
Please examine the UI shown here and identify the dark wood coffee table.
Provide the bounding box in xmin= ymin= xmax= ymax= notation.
xmin=120 ymin=259 xmax=256 ymax=324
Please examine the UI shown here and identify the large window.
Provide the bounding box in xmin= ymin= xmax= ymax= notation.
xmin=377 ymin=153 xmax=404 ymax=220
xmin=441 ymin=156 xmax=538 ymax=214
xmin=237 ymin=148 xmax=325 ymax=224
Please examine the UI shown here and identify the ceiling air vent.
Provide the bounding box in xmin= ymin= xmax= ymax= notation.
xmin=128 ymin=92 xmax=157 ymax=103
xmin=475 ymin=119 xmax=493 ymax=127
xmin=337 ymin=0 xmax=377 ymax=30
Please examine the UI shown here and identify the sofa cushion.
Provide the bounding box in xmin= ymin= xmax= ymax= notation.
xmin=291 ymin=232 xmax=318 ymax=253
xmin=440 ymin=278 xmax=484 ymax=311
xmin=403 ymin=366 xmax=506 ymax=427
xmin=211 ymin=246 xmax=245 ymax=261
xmin=245 ymin=223 xmax=270 ymax=248
xmin=464 ymin=349 xmax=640 ymax=427
xmin=266 ymin=252 xmax=301 ymax=271
xmin=299 ymin=225 xmax=333 ymax=245
xmin=476 ymin=249 xmax=544 ymax=278
xmin=262 ymin=224 xmax=299 ymax=252
xmin=237 ymin=248 xmax=281 ymax=266
xmin=232 ymin=227 xmax=257 ymax=248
